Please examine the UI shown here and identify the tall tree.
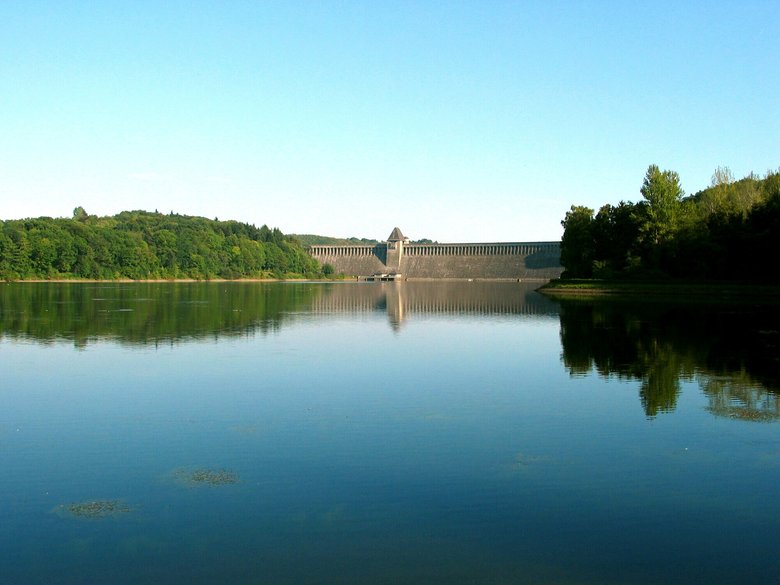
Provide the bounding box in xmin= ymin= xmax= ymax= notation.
xmin=560 ymin=205 xmax=595 ymax=278
xmin=591 ymin=202 xmax=641 ymax=275
xmin=639 ymin=164 xmax=685 ymax=246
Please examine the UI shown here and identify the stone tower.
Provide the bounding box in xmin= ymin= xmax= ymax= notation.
xmin=385 ymin=227 xmax=407 ymax=273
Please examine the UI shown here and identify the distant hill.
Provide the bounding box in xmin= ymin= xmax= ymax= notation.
xmin=292 ymin=234 xmax=380 ymax=246
xmin=292 ymin=234 xmax=437 ymax=246
xmin=0 ymin=209 xmax=322 ymax=280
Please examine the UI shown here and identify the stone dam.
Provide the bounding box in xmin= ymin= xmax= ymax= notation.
xmin=308 ymin=228 xmax=563 ymax=280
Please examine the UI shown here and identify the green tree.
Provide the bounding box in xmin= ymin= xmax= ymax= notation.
xmin=591 ymin=202 xmax=642 ymax=276
xmin=638 ymin=164 xmax=685 ymax=246
xmin=560 ymin=205 xmax=595 ymax=278
xmin=698 ymin=167 xmax=762 ymax=219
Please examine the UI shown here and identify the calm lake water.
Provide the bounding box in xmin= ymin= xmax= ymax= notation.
xmin=1 ymin=281 xmax=778 ymax=584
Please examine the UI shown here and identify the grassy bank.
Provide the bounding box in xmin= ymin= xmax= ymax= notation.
xmin=538 ymin=279 xmax=780 ymax=303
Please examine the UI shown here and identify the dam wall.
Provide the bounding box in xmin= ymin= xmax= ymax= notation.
xmin=308 ymin=245 xmax=388 ymax=277
xmin=309 ymin=232 xmax=562 ymax=280
xmin=400 ymin=242 xmax=561 ymax=279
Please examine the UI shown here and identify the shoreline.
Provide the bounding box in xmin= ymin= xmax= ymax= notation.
xmin=5 ymin=277 xmax=550 ymax=284
xmin=539 ymin=279 xmax=780 ymax=301
xmin=5 ymin=278 xmax=286 ymax=283
xmin=1 ymin=276 xmax=352 ymax=284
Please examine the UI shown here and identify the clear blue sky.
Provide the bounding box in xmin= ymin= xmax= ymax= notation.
xmin=1 ymin=1 xmax=778 ymax=242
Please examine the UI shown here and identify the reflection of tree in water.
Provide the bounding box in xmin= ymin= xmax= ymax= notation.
xmin=0 ymin=282 xmax=322 ymax=346
xmin=701 ymin=375 xmax=779 ymax=422
xmin=637 ymin=343 xmax=694 ymax=417
xmin=558 ymin=300 xmax=780 ymax=419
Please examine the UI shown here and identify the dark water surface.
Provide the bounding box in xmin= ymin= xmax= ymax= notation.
xmin=1 ymin=282 xmax=778 ymax=584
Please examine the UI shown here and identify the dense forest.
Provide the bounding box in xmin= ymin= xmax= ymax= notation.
xmin=560 ymin=166 xmax=780 ymax=282
xmin=0 ymin=209 xmax=321 ymax=280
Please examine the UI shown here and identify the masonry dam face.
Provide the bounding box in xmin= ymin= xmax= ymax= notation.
xmin=308 ymin=228 xmax=563 ymax=280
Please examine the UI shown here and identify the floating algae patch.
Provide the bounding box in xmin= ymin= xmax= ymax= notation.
xmin=191 ymin=468 xmax=238 ymax=485
xmin=170 ymin=467 xmax=239 ymax=487
xmin=496 ymin=452 xmax=552 ymax=477
xmin=513 ymin=452 xmax=547 ymax=468
xmin=54 ymin=499 xmax=131 ymax=519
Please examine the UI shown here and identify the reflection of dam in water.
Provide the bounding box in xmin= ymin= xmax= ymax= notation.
xmin=305 ymin=282 xmax=560 ymax=328
xmin=0 ymin=281 xmax=560 ymax=345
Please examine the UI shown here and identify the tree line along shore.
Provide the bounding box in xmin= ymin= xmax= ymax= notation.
xmin=555 ymin=165 xmax=780 ymax=286
xmin=0 ymin=209 xmax=325 ymax=281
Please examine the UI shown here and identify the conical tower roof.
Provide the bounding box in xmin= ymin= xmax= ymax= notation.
xmin=387 ymin=227 xmax=405 ymax=241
